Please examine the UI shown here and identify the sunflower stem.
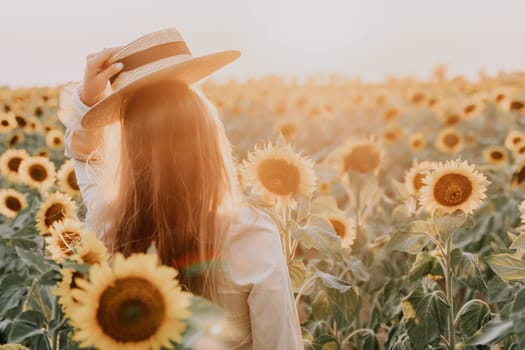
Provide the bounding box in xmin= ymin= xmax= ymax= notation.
xmin=281 ymin=199 xmax=292 ymax=263
xmin=444 ymin=234 xmax=456 ymax=350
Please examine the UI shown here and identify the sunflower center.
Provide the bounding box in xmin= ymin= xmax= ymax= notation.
xmin=15 ymin=116 xmax=26 ymax=127
xmin=413 ymin=173 xmax=426 ymax=191
xmin=70 ymin=271 xmax=85 ymax=303
xmin=329 ymin=218 xmax=346 ymax=239
xmin=344 ymin=144 xmax=381 ymax=173
xmin=80 ymin=251 xmax=103 ymax=265
xmin=44 ymin=203 xmax=65 ymax=227
xmin=490 ymin=151 xmax=504 ymax=160
xmin=57 ymin=231 xmax=81 ymax=255
xmin=29 ymin=164 xmax=48 ymax=182
xmin=1 ymin=120 xmax=9 ymax=127
xmin=443 ymin=134 xmax=459 ymax=147
xmin=446 ymin=115 xmax=460 ymax=126
xmin=6 ymin=196 xmax=22 ymax=211
xmin=512 ymin=137 xmax=523 ymax=145
xmin=464 ymin=104 xmax=476 ymax=114
xmin=7 ymin=157 xmax=22 ymax=172
xmin=67 ymin=171 xmax=79 ymax=190
xmin=433 ymin=173 xmax=473 ymax=207
xmin=510 ymin=101 xmax=524 ymax=111
xmin=257 ymin=158 xmax=300 ymax=196
xmin=96 ymin=277 xmax=165 ymax=342
xmin=515 ymin=166 xmax=525 ymax=185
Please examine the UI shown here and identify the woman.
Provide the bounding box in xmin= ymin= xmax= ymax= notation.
xmin=58 ymin=28 xmax=302 ymax=350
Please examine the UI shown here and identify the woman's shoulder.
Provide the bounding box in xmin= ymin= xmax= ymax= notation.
xmin=219 ymin=204 xmax=286 ymax=287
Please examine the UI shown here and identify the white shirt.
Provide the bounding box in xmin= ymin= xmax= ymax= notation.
xmin=58 ymin=81 xmax=303 ymax=350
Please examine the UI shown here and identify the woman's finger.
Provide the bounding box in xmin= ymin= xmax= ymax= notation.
xmin=99 ymin=62 xmax=124 ymax=81
xmin=87 ymin=46 xmax=123 ymax=69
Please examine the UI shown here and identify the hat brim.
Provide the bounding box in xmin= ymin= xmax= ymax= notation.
xmin=81 ymin=50 xmax=240 ymax=129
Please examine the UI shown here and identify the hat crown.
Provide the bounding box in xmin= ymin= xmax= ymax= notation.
xmin=110 ymin=28 xmax=189 ymax=63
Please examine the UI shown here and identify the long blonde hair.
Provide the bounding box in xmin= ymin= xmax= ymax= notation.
xmin=86 ymin=79 xmax=242 ymax=300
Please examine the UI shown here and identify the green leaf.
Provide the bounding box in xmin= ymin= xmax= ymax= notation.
xmin=312 ymin=266 xmax=360 ymax=327
xmin=462 ymin=318 xmax=514 ymax=346
xmin=401 ymin=288 xmax=450 ymax=348
xmin=510 ymin=288 xmax=525 ymax=348
xmin=457 ymin=299 xmax=491 ymax=337
xmin=408 ymin=251 xmax=443 ymax=281
xmin=312 ymin=334 xmax=340 ymax=350
xmin=450 ymin=248 xmax=487 ymax=290
xmin=510 ymin=232 xmax=525 ymax=250
xmin=486 ymin=252 xmax=525 ymax=282
xmin=433 ymin=211 xmax=467 ymax=241
xmin=15 ymin=246 xmax=58 ymax=275
xmin=7 ymin=310 xmax=47 ymax=345
xmin=292 ymin=216 xmax=342 ymax=258
xmin=289 ymin=259 xmax=307 ymax=290
xmin=386 ymin=229 xmax=431 ymax=254
xmin=0 ymin=275 xmax=28 ymax=315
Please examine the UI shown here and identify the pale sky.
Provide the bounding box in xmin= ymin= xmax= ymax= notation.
xmin=1 ymin=0 xmax=525 ymax=87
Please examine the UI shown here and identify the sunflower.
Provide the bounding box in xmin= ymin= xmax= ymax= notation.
xmin=404 ymin=161 xmax=436 ymax=197
xmin=70 ymin=253 xmax=192 ymax=350
xmin=53 ymin=268 xmax=86 ymax=317
xmin=73 ymin=230 xmax=108 ymax=265
xmin=331 ymin=139 xmax=382 ymax=175
xmin=504 ymin=130 xmax=525 ymax=151
xmin=33 ymin=147 xmax=50 ymax=158
xmin=13 ymin=114 xmax=27 ymax=129
xmin=491 ymin=86 xmax=512 ymax=106
xmin=0 ymin=189 xmax=27 ymax=219
xmin=57 ymin=160 xmax=80 ymax=197
xmin=6 ymin=131 xmax=24 ymax=148
xmin=408 ymin=91 xmax=426 ymax=106
xmin=382 ymin=124 xmax=404 ymax=144
xmin=45 ymin=219 xmax=83 ymax=262
xmin=26 ymin=116 xmax=42 ymax=133
xmin=511 ymin=160 xmax=525 ymax=189
xmin=440 ymin=111 xmax=462 ymax=127
xmin=277 ymin=121 xmax=298 ymax=140
xmin=18 ymin=156 xmax=56 ymax=192
xmin=45 ymin=129 xmax=64 ymax=150
xmin=0 ymin=148 xmax=29 ymax=183
xmin=408 ymin=132 xmax=427 ymax=153
xmin=35 ymin=192 xmax=77 ymax=235
xmin=419 ymin=159 xmax=489 ymax=215
xmin=483 ymin=146 xmax=509 ymax=167
xmin=460 ymin=98 xmax=484 ymax=119
xmin=325 ymin=213 xmax=355 ymax=249
xmin=511 ymin=140 xmax=525 ymax=158
xmin=317 ymin=182 xmax=333 ymax=196
xmin=240 ymin=141 xmax=316 ymax=204
xmin=506 ymin=95 xmax=525 ymax=113
xmin=382 ymin=106 xmax=399 ymax=122
xmin=435 ymin=128 xmax=464 ymax=154
xmin=0 ymin=112 xmax=17 ymax=133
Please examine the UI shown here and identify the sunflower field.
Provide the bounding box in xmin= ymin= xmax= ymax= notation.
xmin=1 ymin=68 xmax=525 ymax=350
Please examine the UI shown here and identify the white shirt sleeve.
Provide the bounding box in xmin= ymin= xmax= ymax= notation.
xmin=224 ymin=206 xmax=303 ymax=350
xmin=58 ymin=81 xmax=105 ymax=232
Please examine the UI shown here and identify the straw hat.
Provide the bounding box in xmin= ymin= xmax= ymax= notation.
xmin=80 ymin=27 xmax=240 ymax=129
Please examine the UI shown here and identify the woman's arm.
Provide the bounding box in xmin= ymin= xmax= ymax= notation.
xmin=225 ymin=206 xmax=304 ymax=350
xmin=57 ymin=47 xmax=123 ymax=233
xmin=58 ymin=82 xmax=105 ymax=230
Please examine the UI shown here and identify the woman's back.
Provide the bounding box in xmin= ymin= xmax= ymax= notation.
xmin=58 ymin=81 xmax=303 ymax=349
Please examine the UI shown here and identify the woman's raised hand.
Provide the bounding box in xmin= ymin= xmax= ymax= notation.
xmin=79 ymin=47 xmax=124 ymax=107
